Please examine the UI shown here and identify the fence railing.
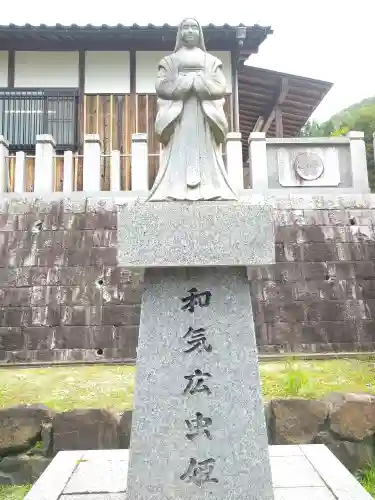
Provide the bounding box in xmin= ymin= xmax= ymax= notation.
xmin=0 ymin=132 xmax=243 ymax=194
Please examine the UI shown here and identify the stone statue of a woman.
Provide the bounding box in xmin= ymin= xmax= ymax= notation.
xmin=147 ymin=18 xmax=237 ymax=201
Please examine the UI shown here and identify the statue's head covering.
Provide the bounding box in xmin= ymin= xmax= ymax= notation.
xmin=174 ymin=18 xmax=206 ymax=52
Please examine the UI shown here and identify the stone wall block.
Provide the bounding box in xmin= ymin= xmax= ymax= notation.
xmin=30 ymin=306 xmax=60 ymax=328
xmin=60 ymin=285 xmax=102 ymax=306
xmin=102 ymin=284 xmax=142 ymax=305
xmin=90 ymin=229 xmax=117 ymax=247
xmin=299 ymin=262 xmax=328 ymax=281
xmin=358 ymin=281 xmax=375 ymax=300
xmin=104 ymin=267 xmax=144 ymax=287
xmin=275 ymin=226 xmax=301 ymax=243
xmin=86 ymin=198 xmax=117 ymax=213
xmin=314 ymin=430 xmax=374 ymax=473
xmin=24 ymin=326 xmax=58 ymax=349
xmin=0 ymin=268 xmax=18 ymax=287
xmin=266 ymin=322 xmax=304 ymax=347
xmin=299 ymin=226 xmax=327 ymax=243
xmin=0 ymin=214 xmax=17 ymax=231
xmin=269 ymin=399 xmax=328 ymax=444
xmin=275 ymin=243 xmax=301 ymax=262
xmin=52 ymin=409 xmax=120 ymax=454
xmin=301 ymin=210 xmax=325 ymax=225
xmin=102 ymin=305 xmax=141 ymax=326
xmin=302 ymin=242 xmax=338 ymax=262
xmin=0 ymin=405 xmax=53 ymax=456
xmin=0 ymin=288 xmax=30 ymax=307
xmin=293 ymin=281 xmax=325 ymax=301
xmin=254 ymin=324 xmax=269 ymax=345
xmin=62 ymin=198 xmax=87 ymax=213
xmin=61 ymin=306 xmax=102 ymax=326
xmin=0 ymin=308 xmax=31 ymax=327
xmin=262 ymin=282 xmax=295 ymax=303
xmin=328 ymin=393 xmax=375 ymax=441
xmin=65 ymin=247 xmax=92 ymax=266
xmin=89 ymin=247 xmax=117 ymax=266
xmin=0 ymin=454 xmax=51 ymax=486
xmin=113 ymin=326 xmax=139 ymax=356
xmin=54 ymin=326 xmax=115 ymax=349
xmin=300 ymin=323 xmax=329 ymax=344
xmin=30 ymin=286 xmax=61 ymax=306
xmin=0 ymin=327 xmax=24 ymax=350
xmin=319 ymin=210 xmax=348 ymax=226
xmin=59 ymin=266 xmax=101 ymax=286
xmin=119 ymin=410 xmax=133 ymax=448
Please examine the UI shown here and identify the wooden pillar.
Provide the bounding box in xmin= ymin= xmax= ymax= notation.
xmin=7 ymin=50 xmax=15 ymax=88
xmin=231 ymin=50 xmax=240 ymax=132
xmin=78 ymin=50 xmax=86 ymax=151
xmin=130 ymin=50 xmax=137 ymax=134
xmin=129 ymin=50 xmax=137 ymax=190
xmin=275 ymin=105 xmax=284 ymax=137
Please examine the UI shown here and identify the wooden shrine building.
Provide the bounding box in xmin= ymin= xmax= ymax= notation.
xmin=0 ymin=23 xmax=332 ymax=190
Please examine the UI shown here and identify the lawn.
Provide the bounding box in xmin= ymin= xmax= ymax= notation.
xmin=0 ymin=485 xmax=31 ymax=500
xmin=0 ymin=358 xmax=374 ymax=412
xmin=1 ymin=358 xmax=375 ymax=499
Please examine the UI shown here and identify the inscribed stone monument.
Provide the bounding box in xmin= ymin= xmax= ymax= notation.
xmin=119 ymin=17 xmax=275 ymax=500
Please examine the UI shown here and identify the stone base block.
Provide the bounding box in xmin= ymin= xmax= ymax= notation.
xmin=118 ymin=201 xmax=275 ymax=267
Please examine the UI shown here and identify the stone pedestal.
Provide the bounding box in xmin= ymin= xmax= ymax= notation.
xmin=127 ymin=267 xmax=273 ymax=500
xmin=118 ymin=200 xmax=275 ymax=500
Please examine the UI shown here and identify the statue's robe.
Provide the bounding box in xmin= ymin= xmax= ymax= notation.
xmin=147 ymin=49 xmax=237 ymax=201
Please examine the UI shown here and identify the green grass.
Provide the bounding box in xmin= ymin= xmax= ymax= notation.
xmin=0 ymin=485 xmax=31 ymax=500
xmin=0 ymin=359 xmax=374 ymax=412
xmin=357 ymin=464 xmax=375 ymax=497
xmin=260 ymin=358 xmax=375 ymax=400
xmin=0 ymin=365 xmax=135 ymax=412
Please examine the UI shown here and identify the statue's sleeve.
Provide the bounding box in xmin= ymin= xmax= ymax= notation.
xmin=193 ymin=59 xmax=227 ymax=100
xmin=155 ymin=57 xmax=194 ymax=100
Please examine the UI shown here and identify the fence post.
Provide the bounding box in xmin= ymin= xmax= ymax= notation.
xmin=347 ymin=131 xmax=370 ymax=192
xmin=0 ymin=136 xmax=9 ymax=193
xmin=63 ymin=151 xmax=74 ymax=193
xmin=248 ymin=132 xmax=268 ymax=190
xmin=83 ymin=134 xmax=101 ymax=192
xmin=111 ymin=150 xmax=121 ymax=191
xmin=14 ymin=152 xmax=26 ymax=193
xmin=226 ymin=132 xmax=243 ymax=192
xmin=34 ymin=134 xmax=56 ymax=192
xmin=131 ymin=133 xmax=148 ymax=191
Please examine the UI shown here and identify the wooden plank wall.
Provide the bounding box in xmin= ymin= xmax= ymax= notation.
xmin=8 ymin=93 xmax=233 ymax=192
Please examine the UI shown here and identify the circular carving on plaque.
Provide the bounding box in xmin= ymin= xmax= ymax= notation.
xmin=294 ymin=152 xmax=324 ymax=180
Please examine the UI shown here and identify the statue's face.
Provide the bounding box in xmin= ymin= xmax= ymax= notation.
xmin=180 ymin=19 xmax=200 ymax=47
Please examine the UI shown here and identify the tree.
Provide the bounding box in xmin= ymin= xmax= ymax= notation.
xmin=301 ymin=97 xmax=375 ymax=190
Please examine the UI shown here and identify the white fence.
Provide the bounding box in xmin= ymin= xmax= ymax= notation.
xmin=0 ymin=132 xmax=244 ymax=194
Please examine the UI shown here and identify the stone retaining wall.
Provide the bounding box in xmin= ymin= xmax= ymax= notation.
xmin=1 ymin=393 xmax=374 ymax=485
xmin=1 ymin=194 xmax=375 ymax=362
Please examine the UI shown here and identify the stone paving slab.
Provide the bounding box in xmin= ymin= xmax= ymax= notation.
xmin=63 ymin=458 xmax=129 ymax=494
xmin=24 ymin=445 xmax=373 ymax=500
xmin=61 ymin=495 xmax=126 ymax=500
xmin=270 ymin=455 xmax=326 ymax=488
xmin=274 ymin=488 xmax=336 ymax=500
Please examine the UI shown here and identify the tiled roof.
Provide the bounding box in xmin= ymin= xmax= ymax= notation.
xmin=0 ymin=23 xmax=271 ymax=30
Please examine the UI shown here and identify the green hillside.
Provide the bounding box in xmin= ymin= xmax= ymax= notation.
xmin=300 ymin=95 xmax=375 ymax=190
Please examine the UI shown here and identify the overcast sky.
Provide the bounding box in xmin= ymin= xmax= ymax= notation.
xmin=2 ymin=0 xmax=373 ymax=122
